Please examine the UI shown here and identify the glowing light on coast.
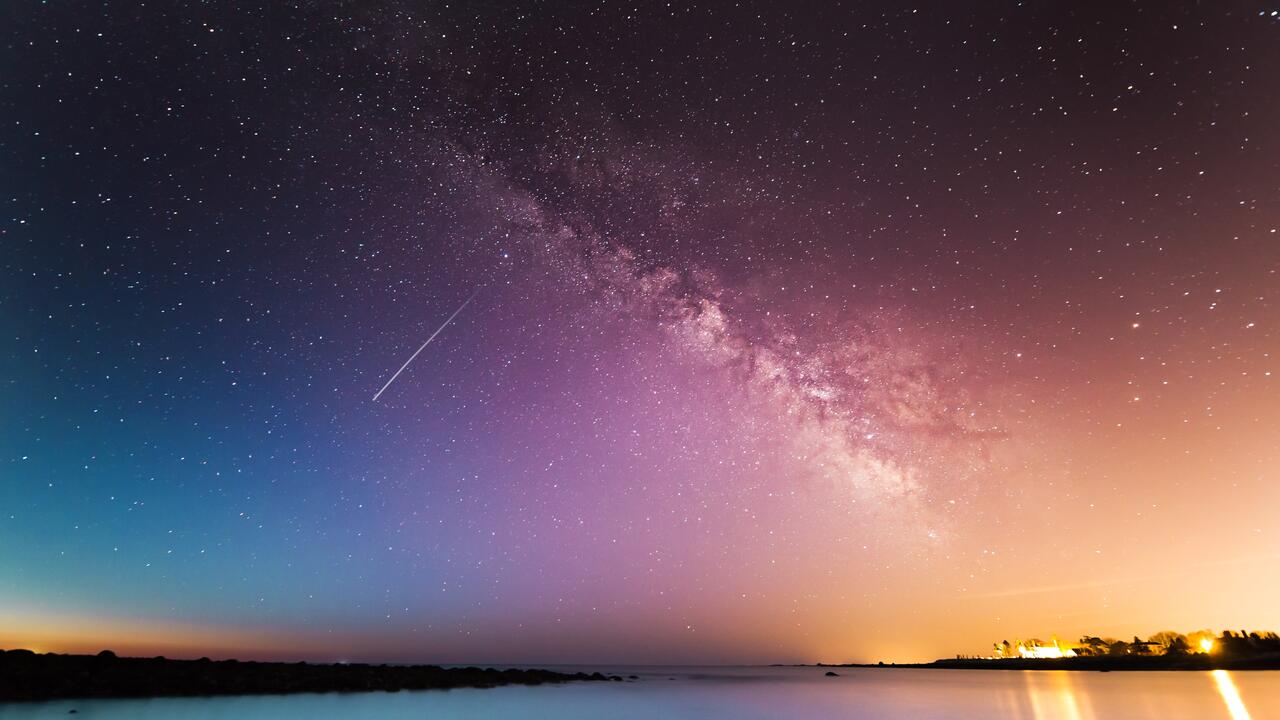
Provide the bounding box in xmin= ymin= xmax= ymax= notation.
xmin=1212 ymin=670 xmax=1253 ymax=720
xmin=1201 ymin=638 xmax=1216 ymax=654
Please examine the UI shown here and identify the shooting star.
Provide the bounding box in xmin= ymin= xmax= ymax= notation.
xmin=372 ymin=287 xmax=481 ymax=402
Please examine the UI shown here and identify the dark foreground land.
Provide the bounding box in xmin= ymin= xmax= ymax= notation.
xmin=0 ymin=648 xmax=622 ymax=701
xmin=821 ymin=655 xmax=1280 ymax=671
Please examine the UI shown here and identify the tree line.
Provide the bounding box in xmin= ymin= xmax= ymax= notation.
xmin=998 ymin=629 xmax=1280 ymax=658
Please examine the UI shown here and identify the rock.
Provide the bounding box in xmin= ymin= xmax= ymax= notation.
xmin=0 ymin=649 xmax=611 ymax=701
xmin=825 ymin=671 xmax=839 ymax=676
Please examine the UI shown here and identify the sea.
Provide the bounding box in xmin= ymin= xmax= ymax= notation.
xmin=0 ymin=665 xmax=1275 ymax=719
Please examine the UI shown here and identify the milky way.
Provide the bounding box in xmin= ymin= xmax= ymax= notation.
xmin=3 ymin=2 xmax=1278 ymax=663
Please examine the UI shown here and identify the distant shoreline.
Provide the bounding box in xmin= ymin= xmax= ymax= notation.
xmin=792 ymin=656 xmax=1280 ymax=672
xmin=0 ymin=648 xmax=623 ymax=702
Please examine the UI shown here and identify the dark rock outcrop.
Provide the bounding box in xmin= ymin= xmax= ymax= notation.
xmin=0 ymin=648 xmax=619 ymax=701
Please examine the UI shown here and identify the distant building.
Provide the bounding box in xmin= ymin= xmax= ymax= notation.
xmin=1018 ymin=638 xmax=1077 ymax=659
xmin=993 ymin=637 xmax=1077 ymax=659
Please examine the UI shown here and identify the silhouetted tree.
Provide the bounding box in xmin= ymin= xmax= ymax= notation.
xmin=1148 ymin=631 xmax=1186 ymax=649
xmin=1216 ymin=630 xmax=1256 ymax=658
xmin=991 ymin=629 xmax=1279 ymax=661
xmin=1186 ymin=630 xmax=1216 ymax=653
xmin=1077 ymin=636 xmax=1108 ymax=656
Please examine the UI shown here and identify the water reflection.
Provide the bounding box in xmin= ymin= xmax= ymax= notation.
xmin=2 ymin=667 xmax=1278 ymax=720
xmin=1212 ymin=670 xmax=1252 ymax=720
xmin=1024 ymin=671 xmax=1091 ymax=720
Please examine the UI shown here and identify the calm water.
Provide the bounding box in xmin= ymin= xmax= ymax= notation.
xmin=2 ymin=666 xmax=1277 ymax=719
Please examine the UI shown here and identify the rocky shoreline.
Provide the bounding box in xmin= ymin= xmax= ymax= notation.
xmin=0 ymin=648 xmax=622 ymax=702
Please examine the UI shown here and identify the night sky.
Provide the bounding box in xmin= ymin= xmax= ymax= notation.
xmin=2 ymin=2 xmax=1278 ymax=664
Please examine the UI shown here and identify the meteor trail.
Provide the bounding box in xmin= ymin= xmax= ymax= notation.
xmin=372 ymin=288 xmax=481 ymax=402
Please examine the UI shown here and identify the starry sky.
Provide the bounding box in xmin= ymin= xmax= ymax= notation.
xmin=2 ymin=1 xmax=1278 ymax=665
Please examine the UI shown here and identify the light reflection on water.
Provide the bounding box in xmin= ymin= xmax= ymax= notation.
xmin=0 ymin=667 xmax=1272 ymax=720
xmin=1024 ymin=670 xmax=1089 ymax=720
xmin=1212 ymin=669 xmax=1253 ymax=720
